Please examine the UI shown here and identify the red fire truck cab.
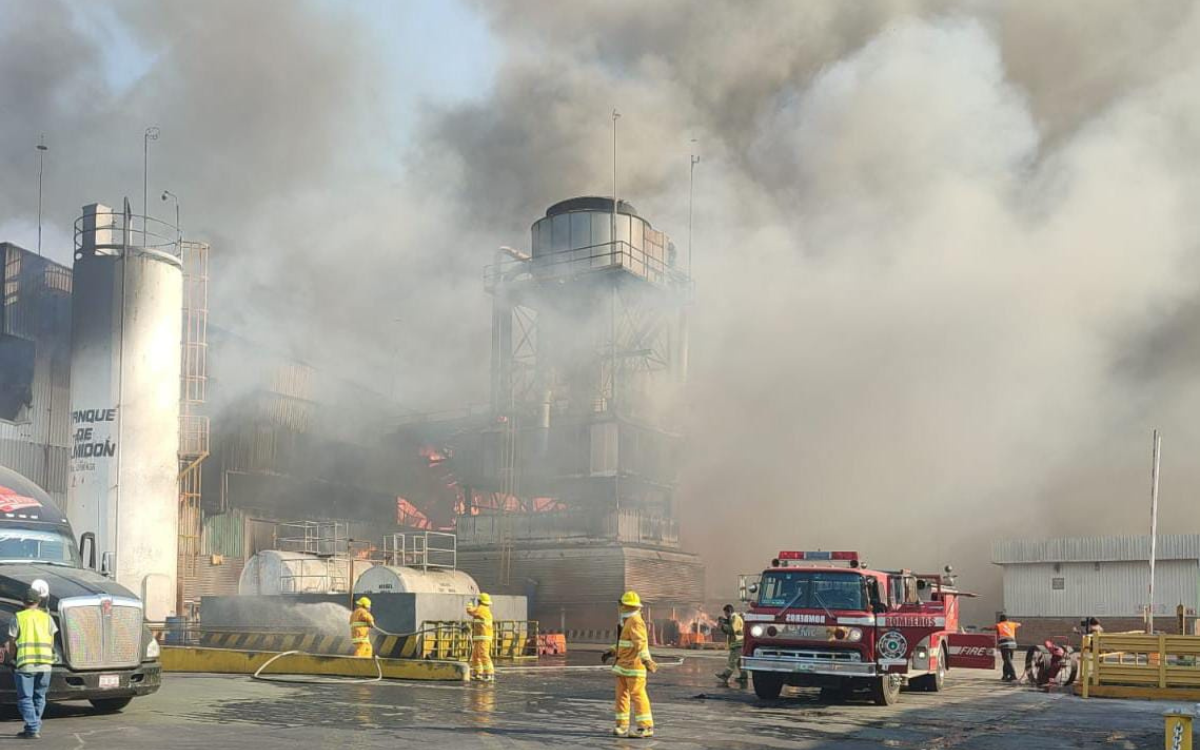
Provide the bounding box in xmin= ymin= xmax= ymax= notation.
xmin=741 ymin=551 xmax=995 ymax=705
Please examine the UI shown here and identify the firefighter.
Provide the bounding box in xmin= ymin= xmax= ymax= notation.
xmin=715 ymin=604 xmax=747 ymax=686
xmin=350 ymin=596 xmax=375 ymax=658
xmin=466 ymin=592 xmax=495 ymax=682
xmin=7 ymin=587 xmax=56 ymax=739
xmin=994 ymin=613 xmax=1021 ymax=681
xmin=601 ymin=591 xmax=658 ymax=738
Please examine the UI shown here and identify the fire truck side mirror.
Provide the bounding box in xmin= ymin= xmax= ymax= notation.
xmin=871 ymin=601 xmax=888 ymax=615
xmin=747 ymin=583 xmax=759 ymax=595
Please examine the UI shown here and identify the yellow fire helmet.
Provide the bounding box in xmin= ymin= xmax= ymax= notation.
xmin=619 ymin=591 xmax=642 ymax=608
xmin=478 ymin=593 xmax=492 ymax=605
xmin=356 ymin=596 xmax=372 ymax=608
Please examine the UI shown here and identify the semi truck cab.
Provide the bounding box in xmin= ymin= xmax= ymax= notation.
xmin=0 ymin=466 xmax=161 ymax=711
xmin=741 ymin=550 xmax=995 ymax=705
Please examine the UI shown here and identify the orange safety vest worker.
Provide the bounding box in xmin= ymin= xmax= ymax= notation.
xmin=466 ymin=593 xmax=495 ymax=681
xmin=611 ymin=591 xmax=657 ymax=738
xmin=995 ymin=620 xmax=1020 ymax=645
xmin=350 ymin=597 xmax=375 ymax=658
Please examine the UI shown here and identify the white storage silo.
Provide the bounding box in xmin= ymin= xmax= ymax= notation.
xmin=67 ymin=202 xmax=182 ymax=621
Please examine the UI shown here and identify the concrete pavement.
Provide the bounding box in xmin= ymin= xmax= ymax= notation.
xmin=9 ymin=650 xmax=1181 ymax=749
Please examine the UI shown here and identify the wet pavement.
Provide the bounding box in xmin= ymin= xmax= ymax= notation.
xmin=12 ymin=648 xmax=1182 ymax=748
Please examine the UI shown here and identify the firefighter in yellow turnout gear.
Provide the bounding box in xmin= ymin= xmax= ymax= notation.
xmin=466 ymin=592 xmax=495 ymax=682
xmin=715 ymin=603 xmax=748 ymax=685
xmin=350 ymin=597 xmax=375 ymax=658
xmin=602 ymin=591 xmax=658 ymax=738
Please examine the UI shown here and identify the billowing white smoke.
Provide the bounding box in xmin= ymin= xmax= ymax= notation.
xmin=5 ymin=1 xmax=1200 ymax=621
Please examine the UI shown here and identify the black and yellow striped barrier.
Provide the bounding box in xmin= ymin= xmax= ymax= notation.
xmin=162 ymin=647 xmax=467 ymax=681
xmin=195 ymin=630 xmax=423 ymax=659
xmin=168 ymin=621 xmax=539 ymax=663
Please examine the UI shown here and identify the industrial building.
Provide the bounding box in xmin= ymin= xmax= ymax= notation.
xmin=0 ymin=242 xmax=72 ymax=507
xmin=1 ymin=193 xmax=704 ymax=641
xmin=396 ymin=196 xmax=704 ymax=639
xmin=992 ymin=534 xmax=1199 ymax=643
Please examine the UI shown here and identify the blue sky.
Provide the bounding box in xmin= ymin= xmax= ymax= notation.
xmin=75 ymin=1 xmax=497 ymax=104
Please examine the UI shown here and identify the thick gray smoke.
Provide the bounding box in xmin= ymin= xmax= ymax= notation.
xmin=424 ymin=0 xmax=1200 ymax=620
xmin=4 ymin=1 xmax=1200 ymax=621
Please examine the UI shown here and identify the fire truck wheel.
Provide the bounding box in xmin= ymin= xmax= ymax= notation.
xmin=911 ymin=648 xmax=947 ymax=692
xmin=88 ymin=697 xmax=133 ymax=713
xmin=870 ymin=674 xmax=901 ymax=706
xmin=752 ymin=672 xmax=785 ymax=700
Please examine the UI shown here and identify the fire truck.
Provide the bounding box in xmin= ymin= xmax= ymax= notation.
xmin=740 ymin=551 xmax=995 ymax=705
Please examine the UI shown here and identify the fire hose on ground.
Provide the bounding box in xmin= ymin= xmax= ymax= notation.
xmin=250 ymin=626 xmax=443 ymax=685
xmin=247 ymin=626 xmax=687 ymax=683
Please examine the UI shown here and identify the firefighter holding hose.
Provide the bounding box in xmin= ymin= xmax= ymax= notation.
xmin=350 ymin=597 xmax=375 ymax=658
xmin=715 ymin=604 xmax=748 ymax=686
xmin=602 ymin=591 xmax=658 ymax=738
xmin=466 ymin=593 xmax=495 ymax=682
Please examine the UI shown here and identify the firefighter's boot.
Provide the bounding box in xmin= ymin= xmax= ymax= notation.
xmin=632 ymin=727 xmax=654 ymax=739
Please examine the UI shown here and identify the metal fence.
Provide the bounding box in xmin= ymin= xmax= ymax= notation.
xmin=1079 ymin=632 xmax=1200 ymax=699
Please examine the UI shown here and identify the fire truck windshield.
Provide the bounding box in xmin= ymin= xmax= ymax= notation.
xmin=758 ymin=570 xmax=865 ymax=611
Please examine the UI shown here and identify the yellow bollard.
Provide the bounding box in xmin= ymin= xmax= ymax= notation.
xmin=1165 ymin=712 xmax=1193 ymax=750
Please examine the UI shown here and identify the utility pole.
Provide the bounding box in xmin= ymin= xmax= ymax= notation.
xmin=612 ymin=109 xmax=621 ymax=257
xmin=688 ymin=148 xmax=700 ymax=277
xmin=36 ymin=136 xmax=48 ymax=256
xmin=1147 ymin=430 xmax=1162 ymax=634
xmin=143 ymin=127 xmax=160 ymax=243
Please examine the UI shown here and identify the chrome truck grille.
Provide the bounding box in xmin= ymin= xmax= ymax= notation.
xmin=59 ymin=596 xmax=143 ymax=670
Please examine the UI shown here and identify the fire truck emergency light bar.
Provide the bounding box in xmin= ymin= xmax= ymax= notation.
xmin=778 ymin=551 xmax=859 ymax=561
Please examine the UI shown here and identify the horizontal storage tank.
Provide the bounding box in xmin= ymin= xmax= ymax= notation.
xmin=238 ymin=551 xmax=374 ymax=595
xmin=353 ymin=565 xmax=479 ymax=596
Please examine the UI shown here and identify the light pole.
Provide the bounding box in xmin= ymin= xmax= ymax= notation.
xmin=688 ymin=149 xmax=700 ymax=277
xmin=36 ymin=135 xmax=48 ymax=256
xmin=161 ymin=190 xmax=180 ymax=252
xmin=612 ymin=109 xmax=621 ymax=256
xmin=143 ymin=126 xmax=160 ymax=242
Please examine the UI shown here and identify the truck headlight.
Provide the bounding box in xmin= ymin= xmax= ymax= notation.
xmin=750 ymin=625 xmax=764 ymax=638
xmin=847 ymin=628 xmax=863 ymax=642
xmin=146 ymin=638 xmax=160 ymax=660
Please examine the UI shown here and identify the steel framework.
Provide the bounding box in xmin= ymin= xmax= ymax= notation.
xmin=177 ymin=240 xmax=209 ymax=614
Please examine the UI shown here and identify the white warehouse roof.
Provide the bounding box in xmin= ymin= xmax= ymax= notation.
xmin=993 ymin=535 xmax=1200 ymax=565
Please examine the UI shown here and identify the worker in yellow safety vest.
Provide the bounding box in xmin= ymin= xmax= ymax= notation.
xmin=6 ymin=587 xmax=57 ymax=739
xmin=350 ymin=597 xmax=375 ymax=658
xmin=466 ymin=592 xmax=494 ymax=682
xmin=601 ymin=591 xmax=658 ymax=738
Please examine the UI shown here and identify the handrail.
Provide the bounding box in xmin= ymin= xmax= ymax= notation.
xmin=74 ymin=210 xmax=181 ymax=257
xmin=484 ymin=240 xmax=692 ymax=291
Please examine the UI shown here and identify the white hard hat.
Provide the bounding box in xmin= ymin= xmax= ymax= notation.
xmin=31 ymin=579 xmax=49 ymax=599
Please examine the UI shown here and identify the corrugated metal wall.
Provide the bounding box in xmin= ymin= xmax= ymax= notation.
xmin=624 ymin=548 xmax=705 ymax=605
xmin=0 ymin=245 xmax=71 ymax=504
xmin=993 ymin=535 xmax=1200 ymax=564
xmin=201 ymin=509 xmax=246 ymax=558
xmin=458 ymin=546 xmax=704 ymax=607
xmin=1002 ymin=559 xmax=1199 ymax=618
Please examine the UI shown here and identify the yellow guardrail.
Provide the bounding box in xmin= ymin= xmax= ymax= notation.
xmin=1080 ymin=632 xmax=1200 ymax=700
xmin=420 ymin=620 xmax=540 ymax=661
